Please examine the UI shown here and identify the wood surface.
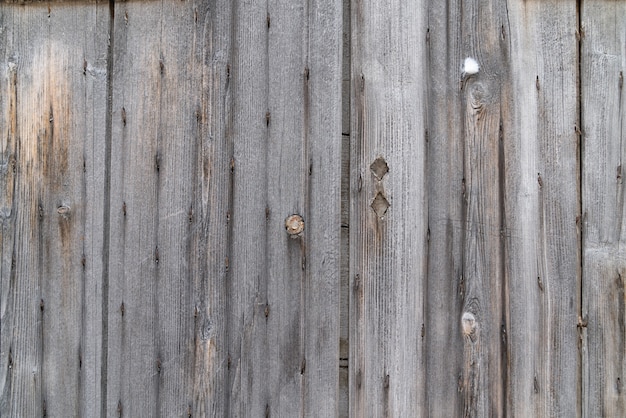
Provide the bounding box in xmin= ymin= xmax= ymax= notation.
xmin=581 ymin=1 xmax=626 ymax=416
xmin=106 ymin=0 xmax=342 ymax=416
xmin=0 ymin=0 xmax=624 ymax=416
xmin=503 ymin=2 xmax=580 ymax=416
xmin=0 ymin=2 xmax=109 ymax=416
xmin=349 ymin=1 xmax=429 ymax=416
xmin=351 ymin=0 xmax=580 ymax=415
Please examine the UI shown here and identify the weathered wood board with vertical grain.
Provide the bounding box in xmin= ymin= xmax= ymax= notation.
xmin=581 ymin=2 xmax=626 ymax=416
xmin=0 ymin=2 xmax=110 ymax=417
xmin=107 ymin=1 xmax=212 ymax=415
xmin=350 ymin=1 xmax=429 ymax=416
xmin=503 ymin=2 xmax=580 ymax=416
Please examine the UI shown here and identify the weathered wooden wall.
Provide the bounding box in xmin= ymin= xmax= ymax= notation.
xmin=0 ymin=0 xmax=624 ymax=417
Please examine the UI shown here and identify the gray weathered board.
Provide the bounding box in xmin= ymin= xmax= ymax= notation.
xmin=581 ymin=1 xmax=626 ymax=417
xmin=0 ymin=0 xmax=624 ymax=416
xmin=0 ymin=2 xmax=110 ymax=416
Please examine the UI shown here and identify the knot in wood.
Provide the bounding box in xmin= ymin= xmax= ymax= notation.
xmin=285 ymin=214 xmax=304 ymax=236
xmin=461 ymin=312 xmax=477 ymax=337
xmin=57 ymin=205 xmax=71 ymax=218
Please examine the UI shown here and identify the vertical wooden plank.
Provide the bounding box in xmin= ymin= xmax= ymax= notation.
xmin=264 ymin=2 xmax=308 ymax=415
xmin=581 ymin=2 xmax=626 ymax=416
xmin=350 ymin=1 xmax=428 ymax=416
xmin=0 ymin=2 xmax=109 ymax=416
xmin=107 ymin=1 xmax=224 ymax=416
xmin=299 ymin=0 xmax=342 ymax=414
xmin=504 ymin=2 xmax=580 ymax=417
xmin=230 ymin=0 xmax=342 ymax=414
xmin=224 ymin=0 xmax=270 ymax=416
xmin=187 ymin=0 xmax=233 ymax=416
xmin=339 ymin=0 xmax=351 ymax=415
xmin=424 ymin=1 xmax=468 ymax=414
xmin=505 ymin=3 xmax=581 ymax=416
xmin=78 ymin=6 xmax=110 ymax=417
xmin=426 ymin=1 xmax=510 ymax=415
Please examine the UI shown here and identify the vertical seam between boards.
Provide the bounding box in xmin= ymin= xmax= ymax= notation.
xmin=576 ymin=1 xmax=584 ymax=416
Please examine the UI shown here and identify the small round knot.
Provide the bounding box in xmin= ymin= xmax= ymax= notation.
xmin=57 ymin=205 xmax=71 ymax=218
xmin=285 ymin=214 xmax=304 ymax=236
xmin=461 ymin=312 xmax=477 ymax=336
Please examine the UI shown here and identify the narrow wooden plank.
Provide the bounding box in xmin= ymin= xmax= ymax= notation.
xmin=339 ymin=0 xmax=351 ymax=415
xmin=299 ymin=0 xmax=342 ymax=414
xmin=504 ymin=2 xmax=580 ymax=416
xmin=224 ymin=1 xmax=270 ymax=416
xmin=264 ymin=3 xmax=309 ymax=414
xmin=106 ymin=2 xmax=218 ymax=416
xmin=424 ymin=2 xmax=468 ymax=414
xmin=186 ymin=1 xmax=233 ymax=416
xmin=0 ymin=2 xmax=109 ymax=416
xmin=581 ymin=2 xmax=626 ymax=416
xmin=350 ymin=1 xmax=429 ymax=415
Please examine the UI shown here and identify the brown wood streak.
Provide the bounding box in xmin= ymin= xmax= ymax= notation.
xmin=188 ymin=0 xmax=231 ymax=415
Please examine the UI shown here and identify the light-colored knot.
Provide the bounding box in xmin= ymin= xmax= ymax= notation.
xmin=285 ymin=214 xmax=304 ymax=236
xmin=461 ymin=312 xmax=477 ymax=336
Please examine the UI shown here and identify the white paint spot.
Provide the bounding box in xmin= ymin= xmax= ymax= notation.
xmin=462 ymin=57 xmax=480 ymax=77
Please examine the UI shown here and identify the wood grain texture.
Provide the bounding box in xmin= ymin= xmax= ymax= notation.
xmin=426 ymin=1 xmax=510 ymax=415
xmin=504 ymin=2 xmax=580 ymax=416
xmin=107 ymin=1 xmax=218 ymax=416
xmin=424 ymin=2 xmax=470 ymax=415
xmin=350 ymin=0 xmax=429 ymax=416
xmin=106 ymin=0 xmax=342 ymax=416
xmin=0 ymin=2 xmax=109 ymax=416
xmin=377 ymin=0 xmax=580 ymax=416
xmin=224 ymin=1 xmax=270 ymax=416
xmin=0 ymin=1 xmax=605 ymax=416
xmin=229 ymin=0 xmax=342 ymax=415
xmin=581 ymin=1 xmax=626 ymax=416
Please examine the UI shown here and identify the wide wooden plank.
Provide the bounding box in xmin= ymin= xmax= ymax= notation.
xmin=106 ymin=1 xmax=233 ymax=416
xmin=581 ymin=2 xmax=626 ymax=416
xmin=228 ymin=0 xmax=343 ymax=414
xmin=0 ymin=2 xmax=109 ymax=416
xmin=424 ymin=1 xmax=579 ymax=415
xmin=350 ymin=1 xmax=429 ymax=415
